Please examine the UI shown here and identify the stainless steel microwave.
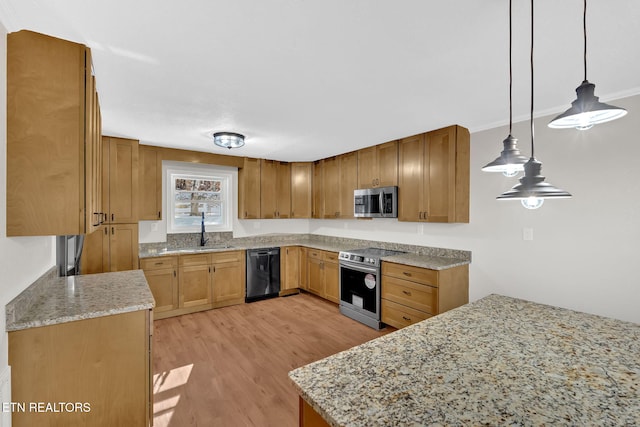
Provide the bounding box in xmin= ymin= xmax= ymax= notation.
xmin=354 ymin=186 xmax=398 ymax=218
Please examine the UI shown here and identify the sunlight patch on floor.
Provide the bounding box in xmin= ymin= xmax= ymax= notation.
xmin=153 ymin=363 xmax=194 ymax=426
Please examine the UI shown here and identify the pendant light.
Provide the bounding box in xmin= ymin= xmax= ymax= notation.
xmin=213 ymin=132 xmax=245 ymax=149
xmin=497 ymin=0 xmax=571 ymax=209
xmin=482 ymin=0 xmax=528 ymax=177
xmin=548 ymin=0 xmax=627 ymax=130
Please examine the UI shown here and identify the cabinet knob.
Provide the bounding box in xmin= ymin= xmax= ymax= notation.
xmin=403 ymin=272 xmax=412 ymax=277
xmin=402 ymin=290 xmax=412 ymax=296
xmin=402 ymin=316 xmax=411 ymax=322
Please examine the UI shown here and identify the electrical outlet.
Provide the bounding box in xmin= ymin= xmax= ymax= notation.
xmin=523 ymin=227 xmax=534 ymax=241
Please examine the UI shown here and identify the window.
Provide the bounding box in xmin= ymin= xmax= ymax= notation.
xmin=165 ymin=163 xmax=234 ymax=233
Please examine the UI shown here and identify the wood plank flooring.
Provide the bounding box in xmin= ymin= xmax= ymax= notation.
xmin=152 ymin=292 xmax=395 ymax=427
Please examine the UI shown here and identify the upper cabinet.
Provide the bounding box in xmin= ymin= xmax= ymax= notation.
xmin=357 ymin=141 xmax=398 ymax=189
xmin=102 ymin=136 xmax=139 ymax=224
xmin=238 ymin=157 xmax=261 ymax=219
xmin=139 ymin=145 xmax=163 ymax=220
xmin=398 ymin=125 xmax=470 ymax=223
xmin=312 ymin=161 xmax=324 ymax=219
xmin=260 ymin=160 xmax=291 ymax=219
xmin=338 ymin=152 xmax=358 ymax=219
xmin=6 ymin=30 xmax=102 ymax=236
xmin=291 ymin=162 xmax=312 ymax=218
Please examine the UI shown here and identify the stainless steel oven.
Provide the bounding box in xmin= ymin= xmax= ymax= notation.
xmin=338 ymin=248 xmax=404 ymax=330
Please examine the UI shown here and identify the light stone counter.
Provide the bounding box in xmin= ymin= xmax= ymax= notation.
xmin=289 ymin=294 xmax=640 ymax=426
xmin=6 ymin=269 xmax=155 ymax=332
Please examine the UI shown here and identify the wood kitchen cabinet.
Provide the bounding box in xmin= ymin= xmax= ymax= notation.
xmin=357 ymin=140 xmax=398 ymax=189
xmin=9 ymin=309 xmax=152 ymax=427
xmin=7 ymin=30 xmax=103 ymax=236
xmin=312 ymin=161 xmax=324 ymax=218
xmin=179 ymin=254 xmax=213 ymax=309
xmin=305 ymin=249 xmax=339 ymax=303
xmin=261 ymin=160 xmax=291 ymax=219
xmin=238 ymin=157 xmax=262 ymax=219
xmin=281 ymin=246 xmax=301 ymax=296
xmin=140 ymin=256 xmax=179 ymax=318
xmin=291 ymin=162 xmax=313 ymax=218
xmin=139 ymin=145 xmax=163 ymax=220
xmin=322 ymin=157 xmax=341 ymax=218
xmin=320 ymin=153 xmax=357 ymax=219
xmin=102 ymin=136 xmax=139 ymax=224
xmin=80 ymin=223 xmax=139 ymax=274
xmin=299 ymin=247 xmax=308 ymax=290
xmin=338 ymin=152 xmax=358 ymax=219
xmin=211 ymin=250 xmax=246 ymax=308
xmin=381 ymin=262 xmax=468 ymax=329
xmin=398 ymin=125 xmax=470 ymax=223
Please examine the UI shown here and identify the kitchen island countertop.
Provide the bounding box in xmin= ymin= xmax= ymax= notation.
xmin=6 ymin=269 xmax=154 ymax=332
xmin=289 ymin=294 xmax=640 ymax=426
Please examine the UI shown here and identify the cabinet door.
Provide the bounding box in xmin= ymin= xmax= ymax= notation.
xmin=139 ymin=145 xmax=162 ymax=220
xmin=179 ymin=264 xmax=212 ymax=308
xmin=144 ymin=268 xmax=178 ymax=313
xmin=109 ymin=223 xmax=139 ymax=272
xmin=107 ymin=137 xmax=139 ymax=223
xmin=260 ymin=159 xmax=278 ymax=219
xmin=322 ymin=157 xmax=340 ymax=218
xmin=307 ymin=253 xmax=324 ymax=296
xmin=291 ymin=162 xmax=312 ymax=218
xmin=357 ymin=146 xmax=377 ymax=189
xmin=339 ymin=152 xmax=358 ymax=218
xmin=282 ymin=246 xmax=300 ymax=290
xmin=323 ymin=258 xmax=340 ymax=304
xmin=299 ymin=247 xmax=308 ymax=290
xmin=398 ymin=134 xmax=424 ymax=222
xmin=212 ymin=258 xmax=245 ymax=307
xmin=377 ymin=140 xmax=398 ymax=187
xmin=312 ymin=161 xmax=324 ymax=218
xmin=238 ymin=157 xmax=261 ymax=219
xmin=276 ymin=162 xmax=291 ymax=218
xmin=80 ymin=225 xmax=109 ymax=274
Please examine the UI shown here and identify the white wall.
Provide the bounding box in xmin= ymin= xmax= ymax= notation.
xmin=0 ymin=22 xmax=56 ymax=368
xmin=311 ymin=95 xmax=640 ymax=324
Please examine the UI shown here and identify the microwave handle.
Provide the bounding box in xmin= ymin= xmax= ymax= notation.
xmin=379 ymin=190 xmax=385 ymax=214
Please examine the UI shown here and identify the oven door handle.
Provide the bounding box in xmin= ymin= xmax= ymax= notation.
xmin=339 ymin=261 xmax=378 ymax=274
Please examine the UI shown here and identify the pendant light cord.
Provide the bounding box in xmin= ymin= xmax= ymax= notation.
xmin=509 ymin=0 xmax=513 ymax=135
xmin=583 ymin=0 xmax=588 ymax=81
xmin=530 ymin=0 xmax=535 ymax=159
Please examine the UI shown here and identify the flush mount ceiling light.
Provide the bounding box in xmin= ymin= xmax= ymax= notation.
xmin=497 ymin=0 xmax=571 ymax=209
xmin=548 ymin=0 xmax=627 ymax=130
xmin=213 ymin=132 xmax=245 ymax=149
xmin=482 ymin=0 xmax=528 ymax=177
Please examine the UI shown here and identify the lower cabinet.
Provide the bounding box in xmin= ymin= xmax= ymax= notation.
xmin=281 ymin=246 xmax=301 ymax=296
xmin=381 ymin=262 xmax=468 ymax=329
xmin=141 ymin=250 xmax=245 ymax=319
xmin=8 ymin=309 xmax=152 ymax=427
xmin=305 ymin=249 xmax=339 ymax=303
xmin=81 ymin=223 xmax=139 ymax=274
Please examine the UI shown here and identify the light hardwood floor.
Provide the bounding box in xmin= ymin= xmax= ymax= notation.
xmin=152 ymin=292 xmax=395 ymax=426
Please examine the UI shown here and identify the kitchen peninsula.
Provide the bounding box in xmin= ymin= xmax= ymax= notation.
xmin=289 ymin=294 xmax=640 ymax=426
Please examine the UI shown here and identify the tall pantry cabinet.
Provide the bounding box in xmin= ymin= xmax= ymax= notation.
xmin=6 ymin=30 xmax=103 ymax=236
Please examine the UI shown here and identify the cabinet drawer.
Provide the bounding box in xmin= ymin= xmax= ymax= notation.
xmin=211 ymin=250 xmax=244 ymax=264
xmin=382 ymin=276 xmax=437 ymax=314
xmin=140 ymin=256 xmax=178 ymax=271
xmin=381 ymin=299 xmax=431 ymax=329
xmin=179 ymin=253 xmax=210 ymax=267
xmin=323 ymin=251 xmax=338 ymax=263
xmin=308 ymin=249 xmax=322 ymax=260
xmin=382 ymin=262 xmax=438 ymax=287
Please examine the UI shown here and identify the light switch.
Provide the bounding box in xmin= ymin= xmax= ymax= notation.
xmin=523 ymin=227 xmax=534 ymax=241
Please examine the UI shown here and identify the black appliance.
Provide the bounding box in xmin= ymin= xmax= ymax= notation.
xmin=56 ymin=235 xmax=85 ymax=276
xmin=246 ymin=247 xmax=281 ymax=302
xmin=338 ymin=247 xmax=404 ymax=329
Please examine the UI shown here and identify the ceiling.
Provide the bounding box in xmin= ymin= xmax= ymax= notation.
xmin=1 ymin=0 xmax=639 ymax=161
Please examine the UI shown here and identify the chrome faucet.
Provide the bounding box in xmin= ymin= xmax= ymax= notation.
xmin=200 ymin=212 xmax=209 ymax=247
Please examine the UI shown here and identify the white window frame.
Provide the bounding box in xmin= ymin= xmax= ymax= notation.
xmin=165 ymin=162 xmax=234 ymax=234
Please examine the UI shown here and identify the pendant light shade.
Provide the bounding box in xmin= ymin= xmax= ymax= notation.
xmin=497 ymin=157 xmax=571 ymax=209
xmin=548 ymin=0 xmax=627 ymax=130
xmin=497 ymin=0 xmax=571 ymax=209
xmin=482 ymin=0 xmax=527 ymax=176
xmin=548 ymin=80 xmax=627 ymax=130
xmin=213 ymin=132 xmax=245 ymax=149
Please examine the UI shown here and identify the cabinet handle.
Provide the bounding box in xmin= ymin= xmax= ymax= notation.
xmin=158 ymin=211 xmax=161 ymax=219
xmin=104 ymin=227 xmax=107 ymax=235
xmin=403 ymin=272 xmax=412 ymax=277
xmin=402 ymin=290 xmax=412 ymax=296
xmin=209 ymin=266 xmax=211 ymax=273
xmin=402 ymin=316 xmax=411 ymax=322
xmin=111 ymin=213 xmax=114 ymax=221
xmin=154 ymin=262 xmax=163 ymax=266
xmin=173 ymin=270 xmax=176 ymax=277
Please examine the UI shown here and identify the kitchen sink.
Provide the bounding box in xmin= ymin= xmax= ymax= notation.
xmin=175 ymin=245 xmax=234 ymax=253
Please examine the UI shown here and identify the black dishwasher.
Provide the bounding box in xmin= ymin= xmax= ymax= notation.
xmin=246 ymin=247 xmax=281 ymax=302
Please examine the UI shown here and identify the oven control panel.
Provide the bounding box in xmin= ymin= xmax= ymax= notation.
xmin=339 ymin=252 xmax=379 ymax=267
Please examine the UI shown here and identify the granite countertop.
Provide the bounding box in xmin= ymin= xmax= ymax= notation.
xmin=289 ymin=294 xmax=640 ymax=426
xmin=139 ymin=237 xmax=469 ymax=271
xmin=6 ymin=269 xmax=155 ymax=332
